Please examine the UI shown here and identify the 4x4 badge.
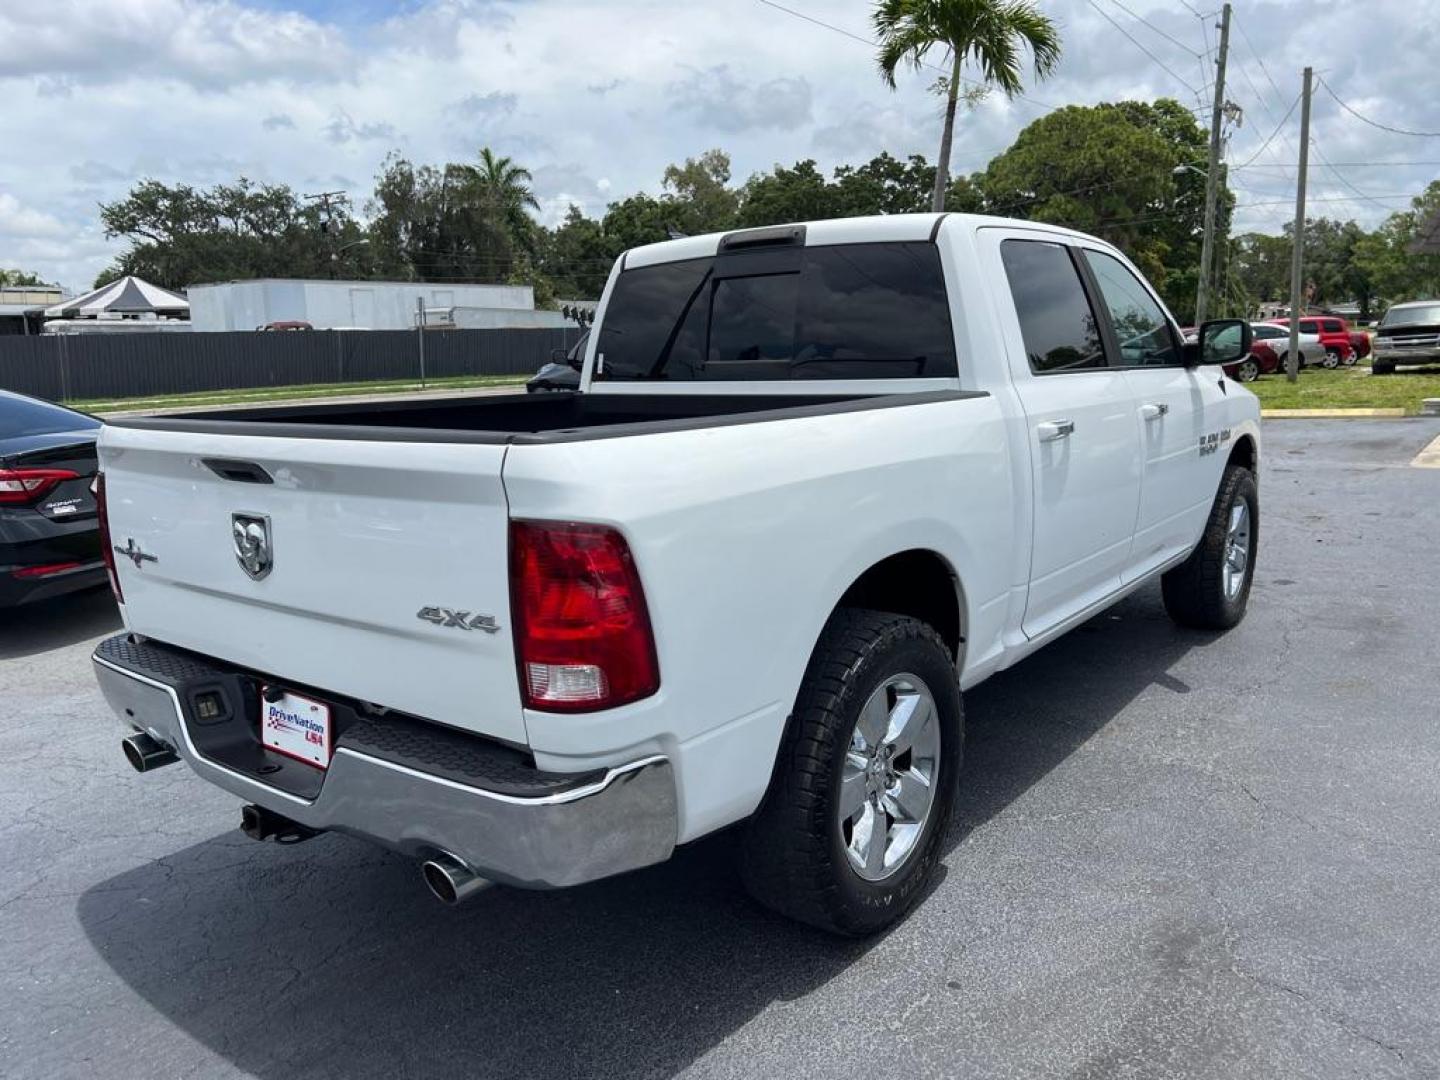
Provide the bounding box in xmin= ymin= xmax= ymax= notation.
xmin=417 ymin=607 xmax=500 ymax=633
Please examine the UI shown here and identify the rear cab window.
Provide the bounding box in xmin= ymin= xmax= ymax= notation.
xmin=593 ymin=242 xmax=957 ymax=381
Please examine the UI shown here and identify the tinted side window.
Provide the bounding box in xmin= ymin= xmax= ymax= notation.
xmin=1082 ymin=250 xmax=1181 ymax=366
xmin=1322 ymin=319 xmax=1344 ymax=333
xmin=1299 ymin=320 xmax=1320 ymax=333
xmin=793 ymin=244 xmax=957 ymax=378
xmin=596 ymin=257 xmax=712 ymax=380
xmin=1000 ymin=240 xmax=1106 ymax=373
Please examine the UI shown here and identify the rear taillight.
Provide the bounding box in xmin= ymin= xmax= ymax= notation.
xmin=509 ymin=520 xmax=659 ymax=712
xmin=0 ymin=467 xmax=78 ymax=505
xmin=93 ymin=472 xmax=123 ymax=603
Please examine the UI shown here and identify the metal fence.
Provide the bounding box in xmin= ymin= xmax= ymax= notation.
xmin=0 ymin=327 xmax=578 ymax=403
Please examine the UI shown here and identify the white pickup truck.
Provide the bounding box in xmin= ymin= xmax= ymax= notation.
xmin=92 ymin=213 xmax=1260 ymax=935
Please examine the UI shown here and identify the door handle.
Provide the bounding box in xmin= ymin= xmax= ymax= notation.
xmin=1037 ymin=419 xmax=1075 ymax=442
xmin=1140 ymin=402 xmax=1170 ymax=421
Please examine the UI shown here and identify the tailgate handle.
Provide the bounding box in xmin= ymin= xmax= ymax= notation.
xmin=202 ymin=458 xmax=273 ymax=485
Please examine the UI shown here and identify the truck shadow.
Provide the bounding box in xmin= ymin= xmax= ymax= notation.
xmin=0 ymin=587 xmax=119 ymax=660
xmin=77 ymin=585 xmax=1200 ymax=1080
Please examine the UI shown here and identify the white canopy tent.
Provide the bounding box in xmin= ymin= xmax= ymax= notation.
xmin=43 ymin=275 xmax=188 ymax=319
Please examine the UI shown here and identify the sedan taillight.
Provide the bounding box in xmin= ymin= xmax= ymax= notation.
xmin=509 ymin=520 xmax=659 ymax=712
xmin=0 ymin=467 xmax=78 ymax=505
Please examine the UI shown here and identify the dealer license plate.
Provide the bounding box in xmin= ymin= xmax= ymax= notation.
xmin=260 ymin=689 xmax=332 ymax=769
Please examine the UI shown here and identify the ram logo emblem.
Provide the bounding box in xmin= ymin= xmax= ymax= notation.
xmin=232 ymin=513 xmax=273 ymax=580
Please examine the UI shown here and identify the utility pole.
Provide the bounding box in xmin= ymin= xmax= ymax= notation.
xmin=1195 ymin=1 xmax=1231 ymax=326
xmin=1286 ymin=67 xmax=1313 ymax=383
xmin=305 ymin=190 xmax=348 ymax=278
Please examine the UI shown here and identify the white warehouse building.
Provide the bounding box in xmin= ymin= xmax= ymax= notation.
xmin=187 ymin=279 xmax=571 ymax=332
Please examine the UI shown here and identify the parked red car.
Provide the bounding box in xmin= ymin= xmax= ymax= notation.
xmin=1270 ymin=316 xmax=1356 ymax=367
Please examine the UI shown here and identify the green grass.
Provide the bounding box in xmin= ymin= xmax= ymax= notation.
xmin=75 ymin=373 xmax=529 ymax=416
xmin=1248 ymin=362 xmax=1440 ymax=414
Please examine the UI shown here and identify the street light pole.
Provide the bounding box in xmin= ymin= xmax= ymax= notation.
xmin=1196 ymin=2 xmax=1232 ymax=326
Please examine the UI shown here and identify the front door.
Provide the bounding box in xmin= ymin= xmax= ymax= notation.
xmin=1076 ymin=246 xmax=1228 ymax=579
xmin=985 ymin=231 xmax=1143 ymax=638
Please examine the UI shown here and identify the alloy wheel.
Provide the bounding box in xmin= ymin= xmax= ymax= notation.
xmin=837 ymin=673 xmax=941 ymax=882
xmin=1223 ymin=501 xmax=1251 ymax=600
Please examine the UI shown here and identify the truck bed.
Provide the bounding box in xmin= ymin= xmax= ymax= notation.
xmin=106 ymin=389 xmax=979 ymax=444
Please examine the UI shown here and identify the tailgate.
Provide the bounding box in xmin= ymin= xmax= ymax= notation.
xmin=98 ymin=425 xmax=526 ymax=745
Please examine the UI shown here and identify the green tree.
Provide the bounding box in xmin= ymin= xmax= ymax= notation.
xmin=1353 ymin=180 xmax=1440 ymax=307
xmin=0 ymin=268 xmax=49 ymax=286
xmin=661 ymin=149 xmax=740 ymax=234
xmin=366 ymin=146 xmax=540 ymax=283
xmin=737 ymin=160 xmax=842 ymax=227
xmin=538 ymin=204 xmax=619 ymax=299
xmin=97 ymin=178 xmax=361 ymax=289
xmin=470 ymin=147 xmax=541 ymax=267
xmin=980 ymin=99 xmax=1219 ymax=316
xmin=875 ymin=0 xmax=1060 ymax=211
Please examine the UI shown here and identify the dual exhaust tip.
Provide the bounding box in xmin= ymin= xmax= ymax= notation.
xmin=122 ymin=733 xmax=490 ymax=906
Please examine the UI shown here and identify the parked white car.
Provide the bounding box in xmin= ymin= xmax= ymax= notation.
xmin=91 ymin=213 xmax=1260 ymax=935
xmin=1259 ymin=320 xmax=1325 ymax=369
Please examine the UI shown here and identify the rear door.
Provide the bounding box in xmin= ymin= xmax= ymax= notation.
xmin=1076 ymin=245 xmax=1228 ymax=580
xmin=98 ymin=426 xmax=526 ymax=744
xmin=984 ymin=230 xmax=1143 ymax=637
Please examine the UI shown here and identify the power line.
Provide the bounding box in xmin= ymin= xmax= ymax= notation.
xmin=1235 ymin=91 xmax=1301 ymax=169
xmin=1309 ymin=140 xmax=1401 ymax=213
xmin=1236 ymin=160 xmax=1440 ymax=169
xmin=1318 ymin=76 xmax=1440 ymax=138
xmin=755 ymin=0 xmax=1062 ymax=110
xmin=1238 ymin=194 xmax=1416 ymax=207
xmin=1085 ymin=0 xmax=1203 ymax=102
xmin=1104 ymin=0 xmax=1200 ymax=57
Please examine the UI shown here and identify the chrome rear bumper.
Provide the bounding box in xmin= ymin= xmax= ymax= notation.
xmin=93 ymin=640 xmax=677 ymax=889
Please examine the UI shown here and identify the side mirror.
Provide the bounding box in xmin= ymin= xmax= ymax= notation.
xmin=1186 ymin=319 xmax=1251 ymax=366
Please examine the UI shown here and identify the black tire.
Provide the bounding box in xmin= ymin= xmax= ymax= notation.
xmin=1373 ymin=361 xmax=1395 ymax=375
xmin=1162 ymin=464 xmax=1258 ymax=631
xmin=1236 ymin=358 xmax=1259 ymax=383
xmin=740 ymin=608 xmax=962 ymax=936
xmin=1322 ymin=348 xmax=1341 ymax=369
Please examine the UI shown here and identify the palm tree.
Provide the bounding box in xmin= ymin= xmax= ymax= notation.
xmin=875 ymin=0 xmax=1061 ymax=211
xmin=451 ymin=148 xmax=541 ymax=281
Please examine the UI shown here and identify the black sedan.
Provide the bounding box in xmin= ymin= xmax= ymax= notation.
xmin=0 ymin=391 xmax=107 ymax=608
xmin=526 ymin=331 xmax=586 ymax=392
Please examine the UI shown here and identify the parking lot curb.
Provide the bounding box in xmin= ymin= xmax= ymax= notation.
xmin=1261 ymin=408 xmax=1409 ymax=418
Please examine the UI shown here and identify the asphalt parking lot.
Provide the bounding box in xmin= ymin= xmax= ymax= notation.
xmin=3 ymin=418 xmax=1438 ymax=1080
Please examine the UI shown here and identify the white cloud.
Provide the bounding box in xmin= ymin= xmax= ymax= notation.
xmin=0 ymin=193 xmax=68 ymax=239
xmin=0 ymin=0 xmax=351 ymax=89
xmin=0 ymin=0 xmax=1436 ymax=289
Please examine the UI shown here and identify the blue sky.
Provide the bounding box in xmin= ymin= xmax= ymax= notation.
xmin=2 ymin=0 xmax=1437 ymax=291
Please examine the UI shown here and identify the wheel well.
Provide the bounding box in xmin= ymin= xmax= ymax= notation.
xmin=836 ymin=550 xmax=964 ymax=660
xmin=1228 ymin=434 xmax=1257 ymax=474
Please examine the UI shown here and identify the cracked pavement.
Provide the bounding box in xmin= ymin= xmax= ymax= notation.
xmin=1 ymin=418 xmax=1438 ymax=1079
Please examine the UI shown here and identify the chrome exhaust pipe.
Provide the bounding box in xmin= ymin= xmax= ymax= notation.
xmin=421 ymin=854 xmax=492 ymax=906
xmin=122 ymin=731 xmax=178 ymax=772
